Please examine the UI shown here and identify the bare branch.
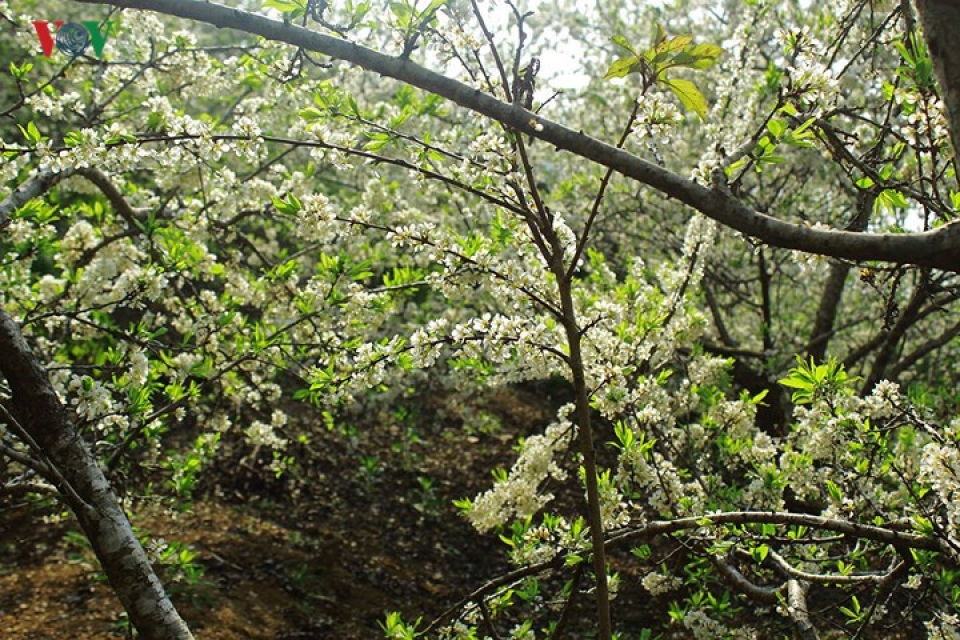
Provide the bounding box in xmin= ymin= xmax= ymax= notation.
xmin=712 ymin=553 xmax=781 ymax=604
xmin=767 ymin=549 xmax=899 ymax=587
xmin=606 ymin=511 xmax=952 ymax=556
xmin=786 ymin=579 xmax=819 ymax=640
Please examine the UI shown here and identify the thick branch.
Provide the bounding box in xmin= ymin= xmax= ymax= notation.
xmin=76 ymin=168 xmax=148 ymax=229
xmin=0 ymin=308 xmax=193 ymax=640
xmin=785 ymin=579 xmax=819 ymax=640
xmin=806 ymin=262 xmax=851 ymax=362
xmin=712 ymin=554 xmax=781 ymax=604
xmin=71 ymin=0 xmax=960 ymax=271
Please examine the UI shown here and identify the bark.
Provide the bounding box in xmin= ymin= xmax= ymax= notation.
xmin=70 ymin=0 xmax=960 ymax=271
xmin=0 ymin=309 xmax=193 ymax=640
xmin=805 ymin=262 xmax=850 ymax=362
xmin=785 ymin=580 xmax=819 ymax=640
xmin=557 ymin=287 xmax=612 ymax=640
xmin=914 ymin=0 xmax=960 ymax=161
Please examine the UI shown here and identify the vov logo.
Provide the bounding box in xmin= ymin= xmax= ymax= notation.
xmin=32 ymin=21 xmax=113 ymax=58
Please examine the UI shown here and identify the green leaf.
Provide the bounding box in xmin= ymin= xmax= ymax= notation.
xmin=10 ymin=61 xmax=33 ymax=79
xmin=750 ymin=544 xmax=769 ymax=563
xmin=780 ymin=102 xmax=799 ymax=116
xmin=272 ymin=193 xmax=302 ymax=216
xmin=839 ymin=596 xmax=863 ymax=623
xmin=452 ymin=497 xmax=473 ymax=513
xmin=390 ymin=1 xmax=413 ymax=24
xmin=825 ymin=479 xmax=843 ymax=503
xmin=564 ymin=553 xmax=584 ymax=566
xmin=18 ymin=121 xmax=43 ymax=144
xmin=611 ymin=34 xmax=639 ymax=57
xmin=662 ymin=77 xmax=708 ymax=120
xmin=299 ymin=106 xmax=326 ymax=121
xmin=363 ymin=131 xmax=392 ymax=151
xmin=767 ymin=118 xmax=785 ymax=138
xmin=604 ymin=56 xmax=643 ymax=80
xmin=666 ymin=50 xmax=700 ymax=68
xmin=424 ymin=0 xmax=448 ymax=15
xmin=792 ymin=116 xmax=816 ymax=136
xmin=686 ymin=42 xmax=724 ymax=69
xmin=647 ymin=35 xmax=694 ymax=63
xmin=876 ymin=188 xmax=909 ymax=213
xmin=263 ymin=0 xmax=306 ymax=16
xmin=913 ymin=515 xmax=934 ymax=535
xmin=631 ymin=544 xmax=652 ymax=560
xmin=63 ymin=131 xmax=85 ymax=147
xmin=104 ymin=133 xmax=137 ymax=145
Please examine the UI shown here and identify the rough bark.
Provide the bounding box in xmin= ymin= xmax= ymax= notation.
xmin=0 ymin=309 xmax=194 ymax=640
xmin=785 ymin=580 xmax=819 ymax=640
xmin=71 ymin=0 xmax=960 ymax=271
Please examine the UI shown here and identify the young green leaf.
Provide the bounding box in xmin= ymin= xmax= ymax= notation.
xmin=605 ymin=56 xmax=644 ymax=80
xmin=662 ymin=78 xmax=709 ymax=120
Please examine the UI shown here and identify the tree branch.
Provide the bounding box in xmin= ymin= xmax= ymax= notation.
xmin=712 ymin=553 xmax=781 ymax=604
xmin=606 ymin=511 xmax=953 ymax=556
xmin=70 ymin=0 xmax=960 ymax=271
xmin=785 ymin=579 xmax=819 ymax=640
xmin=0 ymin=308 xmax=194 ymax=640
xmin=0 ymin=168 xmax=72 ymax=229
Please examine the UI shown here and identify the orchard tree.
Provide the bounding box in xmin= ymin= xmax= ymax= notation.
xmin=2 ymin=0 xmax=960 ymax=639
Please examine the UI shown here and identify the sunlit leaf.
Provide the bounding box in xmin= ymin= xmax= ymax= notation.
xmin=604 ymin=56 xmax=643 ymax=80
xmin=662 ymin=77 xmax=709 ymax=120
xmin=611 ymin=34 xmax=639 ymax=57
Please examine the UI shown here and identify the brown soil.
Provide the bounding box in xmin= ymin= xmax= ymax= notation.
xmin=0 ymin=386 xmax=556 ymax=639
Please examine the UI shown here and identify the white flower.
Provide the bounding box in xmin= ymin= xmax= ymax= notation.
xmin=129 ymin=351 xmax=150 ymax=386
xmin=244 ymin=419 xmax=288 ymax=450
xmin=641 ymin=571 xmax=683 ymax=595
xmin=467 ymin=413 xmax=573 ymax=532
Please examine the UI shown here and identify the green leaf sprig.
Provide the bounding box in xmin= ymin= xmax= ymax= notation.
xmin=604 ymin=23 xmax=723 ymax=121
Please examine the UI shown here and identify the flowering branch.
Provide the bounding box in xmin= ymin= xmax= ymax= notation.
xmin=427 ymin=508 xmax=944 ymax=634
xmin=0 ymin=168 xmax=71 ymax=229
xmin=70 ymin=0 xmax=960 ymax=271
xmin=0 ymin=308 xmax=194 ymax=640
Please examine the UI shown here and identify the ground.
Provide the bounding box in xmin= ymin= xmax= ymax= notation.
xmin=0 ymin=386 xmax=556 ymax=639
xmin=0 ymin=380 xmax=926 ymax=639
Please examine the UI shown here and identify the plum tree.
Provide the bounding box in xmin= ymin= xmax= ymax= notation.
xmin=2 ymin=0 xmax=960 ymax=638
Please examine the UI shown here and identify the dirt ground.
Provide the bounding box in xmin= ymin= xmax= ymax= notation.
xmin=0 ymin=387 xmax=555 ymax=639
xmin=0 ymin=380 xmax=926 ymax=639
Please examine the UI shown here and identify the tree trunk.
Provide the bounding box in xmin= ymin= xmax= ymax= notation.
xmin=914 ymin=0 xmax=960 ymax=160
xmin=0 ymin=308 xmax=193 ymax=640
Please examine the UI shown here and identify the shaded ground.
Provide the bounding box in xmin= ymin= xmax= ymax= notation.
xmin=1 ymin=382 xmax=921 ymax=639
xmin=0 ymin=386 xmax=557 ymax=639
